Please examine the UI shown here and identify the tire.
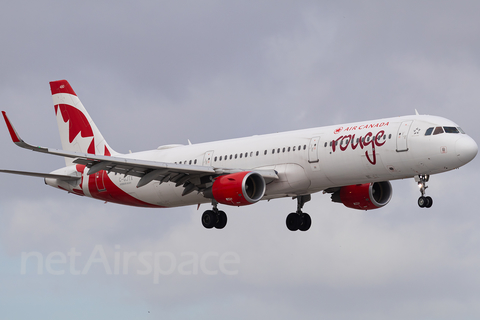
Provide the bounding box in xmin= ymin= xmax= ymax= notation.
xmin=202 ymin=210 xmax=217 ymax=229
xmin=286 ymin=213 xmax=301 ymax=231
xmin=425 ymin=196 xmax=433 ymax=208
xmin=215 ymin=210 xmax=227 ymax=229
xmin=418 ymin=196 xmax=427 ymax=208
xmin=299 ymin=213 xmax=312 ymax=231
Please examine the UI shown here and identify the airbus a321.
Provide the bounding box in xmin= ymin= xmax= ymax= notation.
xmin=1 ymin=80 xmax=477 ymax=231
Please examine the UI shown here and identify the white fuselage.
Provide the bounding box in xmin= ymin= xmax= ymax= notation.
xmin=50 ymin=114 xmax=477 ymax=208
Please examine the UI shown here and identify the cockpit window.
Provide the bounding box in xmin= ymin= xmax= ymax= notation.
xmin=425 ymin=127 xmax=434 ymax=136
xmin=433 ymin=126 xmax=444 ymax=135
xmin=444 ymin=126 xmax=460 ymax=134
xmin=458 ymin=127 xmax=465 ymax=134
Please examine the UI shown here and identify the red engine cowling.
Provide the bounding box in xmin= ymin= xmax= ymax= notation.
xmin=331 ymin=181 xmax=392 ymax=210
xmin=211 ymin=171 xmax=266 ymax=206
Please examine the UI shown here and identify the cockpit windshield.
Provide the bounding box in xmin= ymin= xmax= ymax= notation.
xmin=444 ymin=126 xmax=460 ymax=134
xmin=425 ymin=126 xmax=465 ymax=136
xmin=433 ymin=127 xmax=444 ymax=135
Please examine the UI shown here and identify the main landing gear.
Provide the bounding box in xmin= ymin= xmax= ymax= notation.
xmin=286 ymin=195 xmax=312 ymax=231
xmin=416 ymin=174 xmax=433 ymax=208
xmin=201 ymin=201 xmax=227 ymax=229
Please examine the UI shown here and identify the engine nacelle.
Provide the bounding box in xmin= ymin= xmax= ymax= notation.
xmin=211 ymin=171 xmax=266 ymax=206
xmin=331 ymin=181 xmax=392 ymax=210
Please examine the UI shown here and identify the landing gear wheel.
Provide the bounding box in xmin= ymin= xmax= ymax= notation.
xmin=215 ymin=210 xmax=227 ymax=229
xmin=202 ymin=210 xmax=217 ymax=229
xmin=418 ymin=196 xmax=433 ymax=208
xmin=299 ymin=213 xmax=311 ymax=231
xmin=286 ymin=213 xmax=301 ymax=231
xmin=418 ymin=196 xmax=427 ymax=208
xmin=425 ymin=196 xmax=433 ymax=208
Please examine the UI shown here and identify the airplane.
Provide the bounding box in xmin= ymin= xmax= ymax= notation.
xmin=1 ymin=80 xmax=477 ymax=231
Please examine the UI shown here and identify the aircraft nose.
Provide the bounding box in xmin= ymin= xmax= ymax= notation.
xmin=455 ymin=135 xmax=478 ymax=165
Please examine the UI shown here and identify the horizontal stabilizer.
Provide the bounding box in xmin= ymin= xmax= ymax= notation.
xmin=0 ymin=169 xmax=81 ymax=181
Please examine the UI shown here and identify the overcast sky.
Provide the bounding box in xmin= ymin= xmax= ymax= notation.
xmin=1 ymin=1 xmax=480 ymax=319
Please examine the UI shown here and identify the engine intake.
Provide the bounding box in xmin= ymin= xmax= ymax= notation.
xmin=331 ymin=181 xmax=392 ymax=210
xmin=210 ymin=171 xmax=266 ymax=206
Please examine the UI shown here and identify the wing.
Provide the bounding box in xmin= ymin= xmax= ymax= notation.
xmin=0 ymin=169 xmax=81 ymax=181
xmin=2 ymin=111 xmax=278 ymax=196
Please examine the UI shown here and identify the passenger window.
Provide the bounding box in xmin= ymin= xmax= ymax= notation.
xmin=293 ymin=146 xmax=296 ymax=151
xmin=240 ymin=153 xmax=243 ymax=158
xmin=298 ymin=145 xmax=301 ymax=150
xmin=264 ymin=150 xmax=267 ymax=155
xmin=214 ymin=157 xmax=217 ymax=162
xmin=256 ymin=151 xmax=259 ymax=156
xmin=287 ymin=147 xmax=290 ymax=152
xmin=272 ymin=149 xmax=275 ymax=154
xmin=277 ymin=148 xmax=280 ymax=153
xmin=444 ymin=126 xmax=459 ymax=134
xmin=388 ymin=134 xmax=392 ymax=139
xmin=245 ymin=152 xmax=248 ymax=157
xmin=433 ymin=126 xmax=444 ymax=135
xmin=189 ymin=160 xmax=192 ymax=165
xmin=425 ymin=127 xmax=434 ymax=136
xmin=250 ymin=152 xmax=253 ymax=157
xmin=220 ymin=156 xmax=223 ymax=161
xmin=324 ymin=142 xmax=327 ymax=147
xmin=229 ymin=155 xmax=232 ymax=160
xmin=303 ymin=145 xmax=306 ymax=150
xmin=282 ymin=147 xmax=285 ymax=153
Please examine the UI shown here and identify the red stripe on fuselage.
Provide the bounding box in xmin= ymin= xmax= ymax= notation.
xmin=87 ymin=170 xmax=162 ymax=208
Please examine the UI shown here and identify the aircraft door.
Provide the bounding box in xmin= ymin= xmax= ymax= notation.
xmin=396 ymin=121 xmax=413 ymax=152
xmin=308 ymin=137 xmax=320 ymax=163
xmin=203 ymin=150 xmax=214 ymax=166
xmin=95 ymin=171 xmax=106 ymax=192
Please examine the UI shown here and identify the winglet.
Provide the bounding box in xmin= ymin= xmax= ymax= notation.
xmin=1 ymin=111 xmax=46 ymax=152
xmin=2 ymin=111 xmax=22 ymax=144
xmin=415 ymin=109 xmax=420 ymax=116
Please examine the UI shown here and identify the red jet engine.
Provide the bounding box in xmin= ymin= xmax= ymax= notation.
xmin=331 ymin=181 xmax=392 ymax=210
xmin=211 ymin=171 xmax=266 ymax=206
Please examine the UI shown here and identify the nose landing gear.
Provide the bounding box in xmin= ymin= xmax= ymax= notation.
xmin=286 ymin=195 xmax=312 ymax=231
xmin=416 ymin=174 xmax=433 ymax=208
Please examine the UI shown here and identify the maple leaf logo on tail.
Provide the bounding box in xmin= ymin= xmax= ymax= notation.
xmin=50 ymin=80 xmax=117 ymax=166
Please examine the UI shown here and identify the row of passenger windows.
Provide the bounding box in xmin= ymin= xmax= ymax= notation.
xmin=174 ymin=134 xmax=395 ymax=165
xmin=175 ymin=159 xmax=198 ymax=165
xmin=425 ymin=126 xmax=465 ymax=136
xmin=214 ymin=145 xmax=308 ymax=162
